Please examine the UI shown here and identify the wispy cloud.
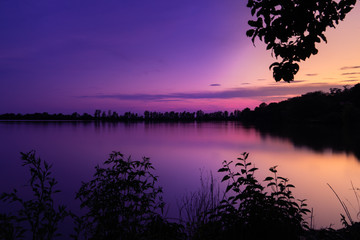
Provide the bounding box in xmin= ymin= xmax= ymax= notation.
xmin=341 ymin=72 xmax=360 ymax=75
xmin=341 ymin=79 xmax=359 ymax=82
xmin=209 ymin=83 xmax=221 ymax=87
xmin=340 ymin=66 xmax=360 ymax=70
xmin=268 ymin=80 xmax=304 ymax=85
xmin=305 ymin=73 xmax=318 ymax=76
xmin=308 ymin=82 xmax=326 ymax=85
xmin=81 ymin=83 xmax=346 ymax=102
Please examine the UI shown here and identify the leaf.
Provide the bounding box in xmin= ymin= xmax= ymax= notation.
xmin=312 ymin=48 xmax=318 ymax=55
xmin=267 ymin=182 xmax=276 ymax=187
xmin=226 ymin=184 xmax=233 ymax=193
xmin=266 ymin=43 xmax=273 ymax=50
xmin=218 ymin=167 xmax=228 ymax=172
xmin=246 ymin=29 xmax=255 ymax=37
xmin=248 ymin=20 xmax=258 ymax=27
xmin=269 ymin=166 xmax=278 ymax=173
xmin=251 ymin=6 xmax=256 ymax=16
xmin=269 ymin=62 xmax=280 ymax=70
xmin=264 ymin=177 xmax=274 ymax=181
xmin=249 ymin=167 xmax=258 ymax=172
xmin=220 ymin=199 xmax=227 ymax=204
xmin=278 ymin=177 xmax=288 ymax=182
xmin=319 ymin=33 xmax=327 ymax=43
xmin=221 ymin=175 xmax=230 ymax=182
xmin=301 ymin=209 xmax=311 ymax=213
xmin=256 ymin=17 xmax=263 ymax=27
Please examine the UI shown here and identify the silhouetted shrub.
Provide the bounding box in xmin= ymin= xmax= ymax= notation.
xmin=0 ymin=151 xmax=68 ymax=240
xmin=75 ymin=151 xmax=184 ymax=240
xmin=195 ymin=152 xmax=310 ymax=240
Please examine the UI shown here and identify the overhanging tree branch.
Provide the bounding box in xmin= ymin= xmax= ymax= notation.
xmin=247 ymin=0 xmax=357 ymax=82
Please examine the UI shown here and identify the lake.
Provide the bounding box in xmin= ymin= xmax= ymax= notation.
xmin=1 ymin=121 xmax=360 ymax=230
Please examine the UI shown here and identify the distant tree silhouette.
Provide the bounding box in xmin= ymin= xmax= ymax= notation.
xmin=240 ymin=84 xmax=360 ymax=126
xmin=246 ymin=0 xmax=357 ymax=82
xmin=0 ymin=110 xmax=245 ymax=122
xmin=71 ymin=112 xmax=80 ymax=119
xmin=101 ymin=111 xmax=107 ymax=119
xmin=94 ymin=109 xmax=101 ymax=119
xmin=196 ymin=110 xmax=205 ymax=121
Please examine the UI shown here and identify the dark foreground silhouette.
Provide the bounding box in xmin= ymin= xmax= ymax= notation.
xmin=1 ymin=151 xmax=360 ymax=239
xmin=246 ymin=0 xmax=357 ymax=82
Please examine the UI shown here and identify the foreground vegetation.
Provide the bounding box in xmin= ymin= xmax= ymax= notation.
xmin=1 ymin=151 xmax=360 ymax=239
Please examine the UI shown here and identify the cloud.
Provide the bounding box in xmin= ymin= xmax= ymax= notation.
xmin=340 ymin=66 xmax=360 ymax=70
xmin=209 ymin=83 xmax=221 ymax=87
xmin=305 ymin=73 xmax=318 ymax=76
xmin=341 ymin=79 xmax=359 ymax=82
xmin=81 ymin=82 xmax=347 ymax=102
xmin=341 ymin=72 xmax=360 ymax=75
xmin=308 ymin=82 xmax=329 ymax=85
xmin=268 ymin=80 xmax=304 ymax=85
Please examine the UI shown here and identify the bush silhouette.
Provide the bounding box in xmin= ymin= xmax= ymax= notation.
xmin=75 ymin=151 xmax=184 ymax=240
xmin=0 ymin=151 xmax=68 ymax=240
xmin=194 ymin=152 xmax=310 ymax=240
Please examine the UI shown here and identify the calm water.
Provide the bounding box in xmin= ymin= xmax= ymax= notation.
xmin=1 ymin=121 xmax=360 ymax=229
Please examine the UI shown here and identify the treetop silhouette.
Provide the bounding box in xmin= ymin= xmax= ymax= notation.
xmin=246 ymin=0 xmax=357 ymax=82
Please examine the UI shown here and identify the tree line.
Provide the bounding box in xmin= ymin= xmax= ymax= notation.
xmin=240 ymin=83 xmax=360 ymax=126
xmin=0 ymin=110 xmax=242 ymax=122
xmin=1 ymin=83 xmax=360 ymax=126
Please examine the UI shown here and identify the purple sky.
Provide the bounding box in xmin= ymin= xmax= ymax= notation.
xmin=1 ymin=0 xmax=359 ymax=114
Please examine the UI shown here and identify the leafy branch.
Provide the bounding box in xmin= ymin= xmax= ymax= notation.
xmin=246 ymin=0 xmax=357 ymax=82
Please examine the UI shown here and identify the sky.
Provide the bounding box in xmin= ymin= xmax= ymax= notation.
xmin=1 ymin=0 xmax=360 ymax=114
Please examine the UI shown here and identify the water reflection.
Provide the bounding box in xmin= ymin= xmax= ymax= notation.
xmin=250 ymin=123 xmax=360 ymax=160
xmin=0 ymin=121 xmax=359 ymax=230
